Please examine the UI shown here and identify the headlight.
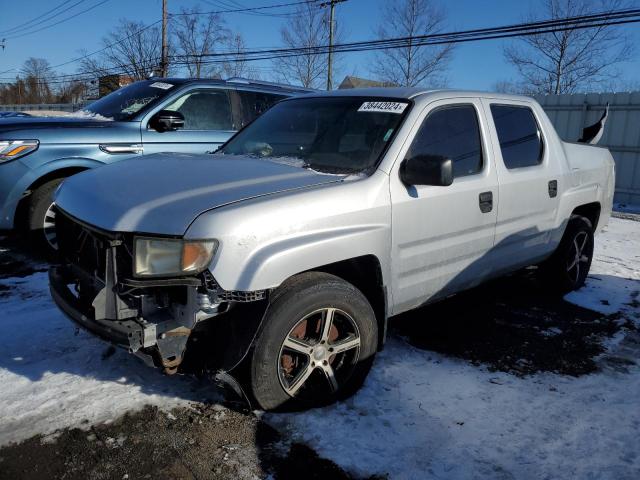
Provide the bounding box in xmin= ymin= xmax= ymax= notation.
xmin=0 ymin=140 xmax=39 ymax=162
xmin=134 ymin=237 xmax=218 ymax=277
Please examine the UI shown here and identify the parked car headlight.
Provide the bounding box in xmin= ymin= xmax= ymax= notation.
xmin=134 ymin=237 xmax=218 ymax=277
xmin=0 ymin=140 xmax=39 ymax=162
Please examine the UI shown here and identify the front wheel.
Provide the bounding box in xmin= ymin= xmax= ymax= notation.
xmin=250 ymin=272 xmax=378 ymax=411
xmin=540 ymin=216 xmax=594 ymax=294
xmin=26 ymin=178 xmax=63 ymax=254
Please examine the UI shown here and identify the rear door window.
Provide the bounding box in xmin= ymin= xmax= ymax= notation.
xmin=407 ymin=104 xmax=484 ymax=178
xmin=490 ymin=105 xmax=543 ymax=169
xmin=164 ymin=89 xmax=233 ymax=131
xmin=238 ymin=91 xmax=287 ymax=127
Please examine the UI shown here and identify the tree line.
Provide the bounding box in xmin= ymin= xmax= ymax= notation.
xmin=0 ymin=0 xmax=636 ymax=105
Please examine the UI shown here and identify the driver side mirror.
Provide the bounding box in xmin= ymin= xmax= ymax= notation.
xmin=149 ymin=110 xmax=185 ymax=132
xmin=399 ymin=154 xmax=453 ymax=186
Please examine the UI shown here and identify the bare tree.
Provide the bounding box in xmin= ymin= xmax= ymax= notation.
xmin=504 ymin=0 xmax=634 ymax=94
xmin=172 ymin=7 xmax=228 ymax=78
xmin=372 ymin=0 xmax=454 ymax=87
xmin=273 ymin=3 xmax=332 ymax=88
xmin=57 ymin=80 xmax=88 ymax=104
xmin=79 ymin=19 xmax=162 ymax=80
xmin=20 ymin=58 xmax=54 ymax=102
xmin=221 ymin=33 xmax=260 ymax=80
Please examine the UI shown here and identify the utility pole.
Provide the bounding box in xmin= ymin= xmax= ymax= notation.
xmin=321 ymin=0 xmax=346 ymax=91
xmin=161 ymin=0 xmax=168 ymax=77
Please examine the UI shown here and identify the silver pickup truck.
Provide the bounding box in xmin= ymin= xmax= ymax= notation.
xmin=49 ymin=88 xmax=615 ymax=410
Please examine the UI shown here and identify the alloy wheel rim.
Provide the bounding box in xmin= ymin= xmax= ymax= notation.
xmin=566 ymin=231 xmax=590 ymax=283
xmin=43 ymin=202 xmax=58 ymax=250
xmin=277 ymin=307 xmax=361 ymax=398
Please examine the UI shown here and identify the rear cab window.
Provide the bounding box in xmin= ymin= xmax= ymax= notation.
xmin=490 ymin=104 xmax=544 ymax=169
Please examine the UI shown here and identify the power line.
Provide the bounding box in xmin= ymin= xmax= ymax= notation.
xmin=201 ymin=0 xmax=316 ymax=18
xmin=170 ymin=0 xmax=322 ymax=16
xmin=0 ymin=0 xmax=77 ymax=36
xmin=5 ymin=0 xmax=111 ymax=41
xmin=1 ymin=0 xmax=321 ymax=77
xmin=1 ymin=8 xmax=639 ymax=86
xmin=166 ymin=8 xmax=640 ymax=63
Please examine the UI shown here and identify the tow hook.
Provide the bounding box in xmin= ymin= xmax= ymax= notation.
xmin=157 ymin=326 xmax=192 ymax=375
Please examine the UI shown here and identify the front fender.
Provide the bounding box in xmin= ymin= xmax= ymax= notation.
xmin=185 ymin=171 xmax=393 ymax=293
xmin=1 ymin=157 xmax=105 ymax=228
xmin=230 ymin=224 xmax=389 ymax=291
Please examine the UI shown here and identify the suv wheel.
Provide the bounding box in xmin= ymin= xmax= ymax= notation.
xmin=26 ymin=178 xmax=63 ymax=253
xmin=540 ymin=215 xmax=594 ymax=294
xmin=250 ymin=272 xmax=378 ymax=411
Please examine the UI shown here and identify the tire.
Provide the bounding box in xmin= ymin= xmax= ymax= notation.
xmin=540 ymin=215 xmax=594 ymax=295
xmin=250 ymin=272 xmax=378 ymax=411
xmin=26 ymin=178 xmax=63 ymax=255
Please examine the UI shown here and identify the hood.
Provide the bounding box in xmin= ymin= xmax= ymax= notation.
xmin=55 ymin=153 xmax=345 ymax=235
xmin=0 ymin=116 xmax=114 ymax=134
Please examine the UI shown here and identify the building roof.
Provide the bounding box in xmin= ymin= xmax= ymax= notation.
xmin=338 ymin=76 xmax=397 ymax=89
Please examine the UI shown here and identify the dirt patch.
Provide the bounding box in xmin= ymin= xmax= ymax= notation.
xmin=391 ymin=269 xmax=633 ymax=376
xmin=0 ymin=404 xmax=374 ymax=480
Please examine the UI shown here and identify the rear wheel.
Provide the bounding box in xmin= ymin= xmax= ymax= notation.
xmin=250 ymin=272 xmax=378 ymax=411
xmin=540 ymin=216 xmax=594 ymax=294
xmin=26 ymin=178 xmax=63 ymax=254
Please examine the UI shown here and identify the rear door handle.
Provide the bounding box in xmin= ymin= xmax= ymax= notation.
xmin=548 ymin=180 xmax=558 ymax=198
xmin=479 ymin=191 xmax=493 ymax=213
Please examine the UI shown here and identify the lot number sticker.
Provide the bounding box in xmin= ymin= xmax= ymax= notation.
xmin=358 ymin=101 xmax=408 ymax=114
xmin=150 ymin=81 xmax=174 ymax=90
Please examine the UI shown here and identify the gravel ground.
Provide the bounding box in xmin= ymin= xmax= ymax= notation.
xmin=0 ymin=404 xmax=368 ymax=480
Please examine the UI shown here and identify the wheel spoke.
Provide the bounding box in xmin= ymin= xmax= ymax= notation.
xmin=283 ymin=336 xmax=312 ymax=355
xmin=320 ymin=308 xmax=335 ymax=343
xmin=285 ymin=362 xmax=314 ymax=396
xmin=43 ymin=204 xmax=58 ymax=250
xmin=577 ymin=233 xmax=588 ymax=255
xmin=330 ymin=336 xmax=360 ymax=355
xmin=567 ymin=255 xmax=579 ymax=271
xmin=322 ymin=364 xmax=339 ymax=393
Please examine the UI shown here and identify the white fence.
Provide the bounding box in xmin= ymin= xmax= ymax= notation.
xmin=535 ymin=91 xmax=640 ymax=206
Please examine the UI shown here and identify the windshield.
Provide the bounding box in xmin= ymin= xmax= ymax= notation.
xmin=83 ymin=80 xmax=178 ymax=121
xmin=219 ymin=97 xmax=410 ymax=174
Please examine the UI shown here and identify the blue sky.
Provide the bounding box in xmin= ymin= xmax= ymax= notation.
xmin=1 ymin=0 xmax=639 ymax=90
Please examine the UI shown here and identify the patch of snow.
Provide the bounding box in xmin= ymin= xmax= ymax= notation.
xmin=266 ymin=217 xmax=640 ymax=479
xmin=264 ymin=156 xmax=307 ymax=169
xmin=22 ymin=110 xmax=113 ymax=121
xmin=0 ymin=272 xmax=218 ymax=446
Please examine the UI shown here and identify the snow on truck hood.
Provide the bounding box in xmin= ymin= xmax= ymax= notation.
xmin=54 ymin=153 xmax=345 ymax=236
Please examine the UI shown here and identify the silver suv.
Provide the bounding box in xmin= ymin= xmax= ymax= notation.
xmin=49 ymin=88 xmax=614 ymax=410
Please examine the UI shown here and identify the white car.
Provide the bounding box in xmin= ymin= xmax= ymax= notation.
xmin=50 ymin=89 xmax=615 ymax=410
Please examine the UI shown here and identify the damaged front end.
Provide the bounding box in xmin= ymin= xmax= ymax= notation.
xmin=49 ymin=208 xmax=266 ymax=374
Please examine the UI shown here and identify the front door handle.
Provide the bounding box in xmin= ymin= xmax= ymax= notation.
xmin=479 ymin=191 xmax=493 ymax=213
xmin=99 ymin=144 xmax=144 ymax=154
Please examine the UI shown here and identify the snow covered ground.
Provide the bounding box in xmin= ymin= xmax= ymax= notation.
xmin=0 ymin=265 xmax=217 ymax=446
xmin=0 ymin=217 xmax=638 ymax=479
xmin=266 ymin=218 xmax=640 ymax=480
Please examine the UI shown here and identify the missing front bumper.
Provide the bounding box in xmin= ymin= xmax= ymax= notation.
xmin=49 ymin=265 xmax=205 ymax=373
